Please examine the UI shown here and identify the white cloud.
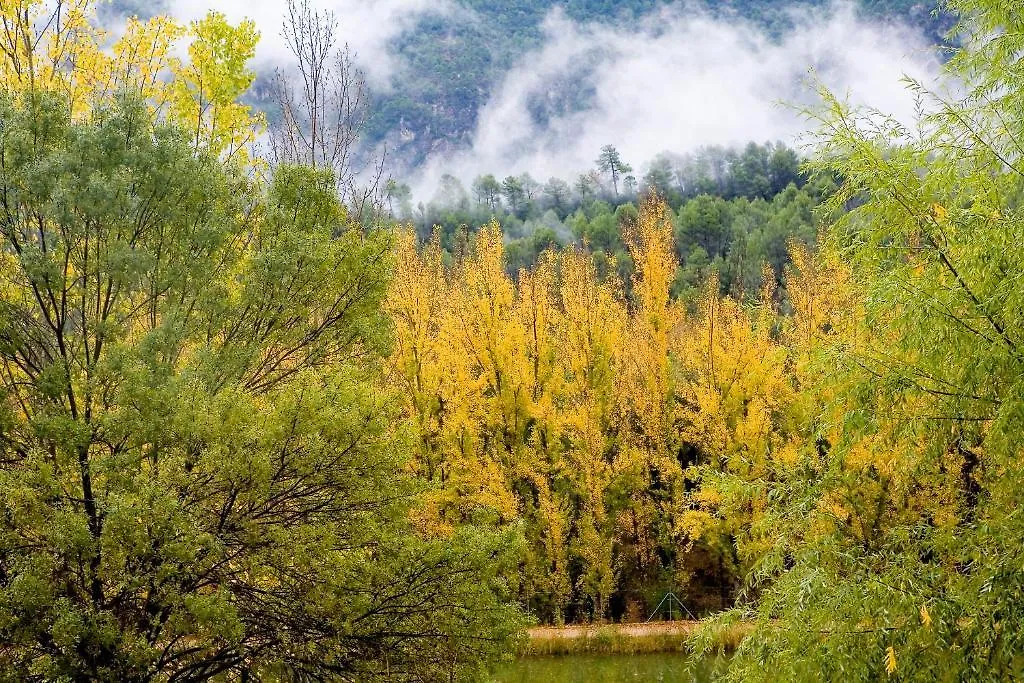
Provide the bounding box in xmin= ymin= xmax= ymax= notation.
xmin=166 ymin=0 xmax=450 ymax=87
xmin=156 ymin=0 xmax=943 ymax=196
xmin=410 ymin=2 xmax=943 ymax=196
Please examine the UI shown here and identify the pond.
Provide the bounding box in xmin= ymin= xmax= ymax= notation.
xmin=490 ymin=653 xmax=727 ymax=682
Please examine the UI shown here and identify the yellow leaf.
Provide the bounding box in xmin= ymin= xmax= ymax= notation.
xmin=920 ymin=604 xmax=931 ymax=627
xmin=885 ymin=646 xmax=897 ymax=675
xmin=930 ymin=202 xmax=948 ymax=223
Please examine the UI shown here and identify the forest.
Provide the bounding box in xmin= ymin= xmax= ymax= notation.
xmin=396 ymin=140 xmax=819 ymax=300
xmin=100 ymin=0 xmax=953 ymax=173
xmin=362 ymin=0 xmax=953 ymax=170
xmin=1 ymin=0 xmax=1023 ymax=681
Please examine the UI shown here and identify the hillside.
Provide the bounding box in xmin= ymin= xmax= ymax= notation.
xmin=105 ymin=0 xmax=949 ymax=176
xmin=363 ymin=0 xmax=950 ymax=172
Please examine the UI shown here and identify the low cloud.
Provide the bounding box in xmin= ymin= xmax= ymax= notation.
xmin=159 ymin=0 xmax=944 ymax=197
xmin=410 ymin=2 xmax=942 ymax=197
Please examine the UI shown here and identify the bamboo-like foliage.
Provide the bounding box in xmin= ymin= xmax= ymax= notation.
xmin=697 ymin=2 xmax=1024 ymax=680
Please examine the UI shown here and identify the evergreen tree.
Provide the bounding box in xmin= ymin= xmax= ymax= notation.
xmin=596 ymin=144 xmax=633 ymax=198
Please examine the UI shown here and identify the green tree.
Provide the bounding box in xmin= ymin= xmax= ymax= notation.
xmin=501 ymin=174 xmax=526 ymax=215
xmin=436 ymin=172 xmax=470 ymax=211
xmin=385 ymin=178 xmax=413 ymax=217
xmin=518 ymin=172 xmax=540 ymax=205
xmin=643 ymin=154 xmax=676 ymax=197
xmin=543 ymin=177 xmax=571 ymax=215
xmin=767 ymin=143 xmax=801 ymax=194
xmin=0 ymin=93 xmax=521 ymax=682
xmin=623 ymin=173 xmax=638 ymax=196
xmin=596 ymin=144 xmax=632 ymax=198
xmin=472 ymin=173 xmax=502 ymax=212
xmin=675 ymin=194 xmax=733 ymax=261
xmin=574 ymin=172 xmax=597 ymax=204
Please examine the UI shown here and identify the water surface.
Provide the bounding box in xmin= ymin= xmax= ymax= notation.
xmin=491 ymin=653 xmax=726 ymax=682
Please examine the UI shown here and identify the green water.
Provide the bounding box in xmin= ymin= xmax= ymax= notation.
xmin=490 ymin=654 xmax=726 ymax=682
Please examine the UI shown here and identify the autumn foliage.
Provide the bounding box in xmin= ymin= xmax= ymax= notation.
xmin=0 ymin=0 xmax=263 ymax=162
xmin=387 ymin=196 xmax=829 ymax=621
xmin=6 ymin=1 xmax=1024 ymax=680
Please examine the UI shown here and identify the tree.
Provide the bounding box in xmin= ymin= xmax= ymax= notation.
xmin=269 ymin=0 xmax=382 ymax=218
xmin=0 ymin=0 xmax=264 ymax=164
xmin=673 ymin=273 xmax=795 ymax=611
xmin=472 ymin=174 xmax=502 ymax=212
xmin=388 ymin=197 xmax=697 ymax=623
xmin=501 ymin=175 xmax=526 ymax=215
xmin=623 ymin=174 xmax=638 ymax=196
xmin=543 ymin=177 xmax=571 ymax=215
xmin=169 ymin=11 xmax=264 ymax=163
xmin=767 ymin=143 xmax=801 ymax=194
xmin=518 ymin=173 xmax=540 ymax=202
xmin=701 ymin=1 xmax=1024 ymax=679
xmin=574 ymin=172 xmax=597 ymax=204
xmin=385 ymin=178 xmax=413 ymax=218
xmin=435 ymin=173 xmax=470 ymax=211
xmin=643 ymin=154 xmax=676 ymax=197
xmin=676 ymin=194 xmax=733 ymax=261
xmin=596 ymin=144 xmax=633 ymax=198
xmin=726 ymin=142 xmax=771 ymax=199
xmin=0 ymin=93 xmax=521 ymax=682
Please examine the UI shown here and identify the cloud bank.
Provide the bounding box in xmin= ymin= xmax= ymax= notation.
xmin=157 ymin=1 xmax=943 ymax=195
xmin=410 ymin=2 xmax=942 ymax=196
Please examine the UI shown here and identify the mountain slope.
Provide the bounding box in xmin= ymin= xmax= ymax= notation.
xmin=105 ymin=0 xmax=950 ymax=175
xmin=366 ymin=0 xmax=950 ymax=173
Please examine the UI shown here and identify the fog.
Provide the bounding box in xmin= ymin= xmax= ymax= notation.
xmin=158 ymin=1 xmax=944 ymax=195
xmin=410 ymin=2 xmax=942 ymax=196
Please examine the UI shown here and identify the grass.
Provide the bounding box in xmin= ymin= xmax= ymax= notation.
xmin=522 ymin=621 xmax=749 ymax=657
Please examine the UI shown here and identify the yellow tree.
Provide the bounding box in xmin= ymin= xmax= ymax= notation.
xmin=671 ymin=240 xmax=866 ymax=608
xmin=169 ymin=11 xmax=264 ymax=162
xmin=671 ymin=273 xmax=793 ymax=607
xmin=556 ymin=247 xmax=627 ymax=619
xmin=390 ymin=223 xmax=527 ymax=528
xmin=389 ymin=198 xmax=704 ymax=623
xmin=447 ymin=222 xmax=530 ymax=522
xmin=0 ymin=1 xmax=263 ymax=160
xmin=385 ymin=229 xmax=447 ymax=483
xmin=511 ymin=250 xmax=576 ymax=618
xmin=784 ymin=242 xmax=961 ymax=553
xmin=612 ymin=195 xmax=684 ymax=604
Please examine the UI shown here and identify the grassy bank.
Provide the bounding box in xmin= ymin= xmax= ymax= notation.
xmin=524 ymin=621 xmax=748 ymax=656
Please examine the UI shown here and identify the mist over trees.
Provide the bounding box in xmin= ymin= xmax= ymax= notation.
xmin=352 ymin=0 xmax=953 ymax=172
xmin=396 ymin=141 xmax=818 ymax=301
xmin=100 ymin=0 xmax=952 ymax=181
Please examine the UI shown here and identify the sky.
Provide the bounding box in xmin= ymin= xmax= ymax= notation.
xmin=157 ymin=0 xmax=944 ymax=194
xmin=166 ymin=0 xmax=452 ymax=88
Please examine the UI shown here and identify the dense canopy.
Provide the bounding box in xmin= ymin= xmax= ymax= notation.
xmin=3 ymin=0 xmax=1024 ymax=681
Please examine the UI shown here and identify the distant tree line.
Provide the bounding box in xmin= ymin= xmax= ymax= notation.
xmin=390 ymin=141 xmax=828 ymax=304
